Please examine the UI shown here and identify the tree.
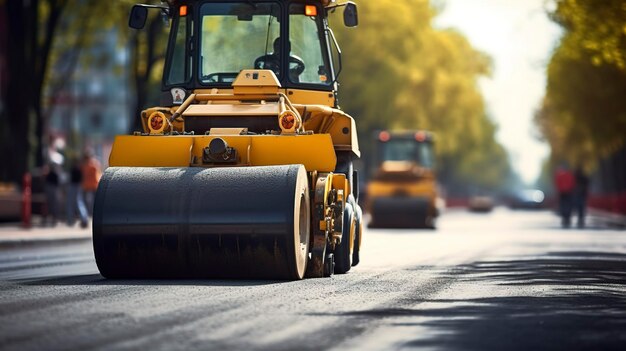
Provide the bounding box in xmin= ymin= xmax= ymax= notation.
xmin=537 ymin=0 xmax=626 ymax=169
xmin=126 ymin=8 xmax=169 ymax=132
xmin=548 ymin=0 xmax=626 ymax=72
xmin=0 ymin=0 xmax=169 ymax=184
xmin=0 ymin=0 xmax=69 ymax=183
xmin=45 ymin=0 xmax=168 ymax=136
xmin=332 ymin=0 xmax=511 ymax=194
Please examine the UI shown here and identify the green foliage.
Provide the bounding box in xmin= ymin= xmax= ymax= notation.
xmin=549 ymin=0 xmax=626 ymax=72
xmin=537 ymin=0 xmax=626 ymax=170
xmin=45 ymin=0 xmax=169 ymax=132
xmin=45 ymin=1 xmax=117 ymax=109
xmin=332 ymin=0 xmax=511 ymax=193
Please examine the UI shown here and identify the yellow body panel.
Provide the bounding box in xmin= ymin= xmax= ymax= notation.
xmin=109 ymin=134 xmax=337 ymax=172
xmin=232 ymin=69 xmax=280 ymax=95
xmin=190 ymin=89 xmax=334 ymax=107
xmin=109 ymin=136 xmax=193 ymax=167
xmin=183 ymin=104 xmax=280 ymax=117
xmin=140 ymin=84 xmax=357 ymax=157
xmin=367 ymin=178 xmax=437 ymax=200
xmin=298 ymin=106 xmax=360 ymax=157
xmin=285 ymin=89 xmax=335 ymax=106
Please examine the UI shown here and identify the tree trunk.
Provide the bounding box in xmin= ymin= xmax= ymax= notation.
xmin=130 ymin=14 xmax=166 ymax=133
xmin=1 ymin=1 xmax=31 ymax=183
xmin=0 ymin=0 xmax=67 ymax=183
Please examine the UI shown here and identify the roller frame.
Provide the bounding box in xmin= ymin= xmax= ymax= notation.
xmin=305 ymin=172 xmax=345 ymax=278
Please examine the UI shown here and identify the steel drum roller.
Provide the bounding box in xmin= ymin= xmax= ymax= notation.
xmin=370 ymin=196 xmax=430 ymax=228
xmin=93 ymin=165 xmax=310 ymax=279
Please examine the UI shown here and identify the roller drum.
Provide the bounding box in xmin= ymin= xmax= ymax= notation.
xmin=93 ymin=165 xmax=310 ymax=280
xmin=370 ymin=196 xmax=430 ymax=228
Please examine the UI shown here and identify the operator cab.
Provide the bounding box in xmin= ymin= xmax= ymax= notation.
xmin=129 ymin=1 xmax=358 ymax=107
xmin=253 ymin=37 xmax=305 ymax=83
xmin=376 ymin=131 xmax=435 ymax=170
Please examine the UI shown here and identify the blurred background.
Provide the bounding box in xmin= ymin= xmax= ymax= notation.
xmin=0 ymin=0 xmax=624 ymax=223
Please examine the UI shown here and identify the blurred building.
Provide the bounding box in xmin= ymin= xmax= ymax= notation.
xmin=45 ymin=29 xmax=131 ymax=167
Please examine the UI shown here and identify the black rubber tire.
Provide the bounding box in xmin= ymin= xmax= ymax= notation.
xmin=324 ymin=253 xmax=335 ymax=277
xmin=334 ymin=203 xmax=354 ymax=274
xmin=352 ymin=203 xmax=362 ymax=266
xmin=93 ymin=165 xmax=310 ymax=280
xmin=426 ymin=216 xmax=437 ymax=230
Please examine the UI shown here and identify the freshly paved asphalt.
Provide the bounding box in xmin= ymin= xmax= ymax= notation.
xmin=0 ymin=209 xmax=624 ymax=350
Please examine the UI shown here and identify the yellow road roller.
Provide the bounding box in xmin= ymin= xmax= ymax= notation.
xmin=93 ymin=0 xmax=363 ymax=279
xmin=366 ymin=130 xmax=439 ymax=229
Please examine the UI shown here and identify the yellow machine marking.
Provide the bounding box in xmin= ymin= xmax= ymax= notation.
xmin=110 ymin=134 xmax=337 ymax=172
xmin=367 ymin=179 xmax=437 ymax=199
xmin=191 ymin=134 xmax=337 ymax=172
xmin=232 ymin=69 xmax=281 ymax=95
xmin=285 ymin=89 xmax=335 ymax=106
xmin=183 ymin=104 xmax=280 ymax=117
xmin=191 ymin=88 xmax=335 ymax=107
xmin=109 ymin=136 xmax=193 ymax=167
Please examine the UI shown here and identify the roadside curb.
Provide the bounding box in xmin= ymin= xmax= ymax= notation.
xmin=589 ymin=209 xmax=626 ymax=229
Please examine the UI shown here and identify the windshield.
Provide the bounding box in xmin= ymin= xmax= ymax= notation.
xmin=197 ymin=2 xmax=331 ymax=87
xmin=289 ymin=3 xmax=331 ymax=85
xmin=199 ymin=2 xmax=280 ymax=84
xmin=382 ymin=140 xmax=434 ymax=168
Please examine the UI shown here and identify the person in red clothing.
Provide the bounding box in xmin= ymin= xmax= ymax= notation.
xmin=81 ymin=148 xmax=102 ymax=216
xmin=554 ymin=164 xmax=575 ymax=228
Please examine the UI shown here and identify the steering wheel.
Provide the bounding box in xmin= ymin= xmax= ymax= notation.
xmin=288 ymin=55 xmax=305 ymax=76
xmin=254 ymin=55 xmax=305 ymax=78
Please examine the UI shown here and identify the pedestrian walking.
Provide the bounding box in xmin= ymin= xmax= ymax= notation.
xmin=573 ymin=167 xmax=590 ymax=228
xmin=44 ymin=136 xmax=66 ymax=226
xmin=81 ymin=149 xmax=102 ymax=216
xmin=66 ymin=159 xmax=89 ymax=228
xmin=554 ymin=164 xmax=575 ymax=228
xmin=43 ymin=163 xmax=60 ymax=227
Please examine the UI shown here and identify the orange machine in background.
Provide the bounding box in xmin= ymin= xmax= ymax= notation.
xmin=366 ymin=130 xmax=440 ymax=229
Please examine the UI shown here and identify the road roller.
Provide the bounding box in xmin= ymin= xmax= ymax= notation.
xmin=94 ymin=0 xmax=363 ymax=279
xmin=366 ymin=130 xmax=439 ymax=229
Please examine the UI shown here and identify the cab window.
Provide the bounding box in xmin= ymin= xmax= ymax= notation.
xmin=289 ymin=4 xmax=331 ymax=86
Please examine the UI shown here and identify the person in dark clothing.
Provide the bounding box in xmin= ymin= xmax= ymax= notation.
xmin=554 ymin=164 xmax=575 ymax=228
xmin=66 ymin=160 xmax=89 ymax=228
xmin=44 ymin=164 xmax=60 ymax=226
xmin=573 ymin=168 xmax=590 ymax=228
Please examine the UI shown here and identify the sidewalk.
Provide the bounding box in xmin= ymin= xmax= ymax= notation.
xmin=588 ymin=208 xmax=626 ymax=229
xmin=0 ymin=222 xmax=92 ymax=245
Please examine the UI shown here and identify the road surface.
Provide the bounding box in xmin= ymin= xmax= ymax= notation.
xmin=1 ymin=209 xmax=625 ymax=350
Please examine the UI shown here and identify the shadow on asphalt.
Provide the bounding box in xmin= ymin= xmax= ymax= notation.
xmin=20 ymin=274 xmax=282 ymax=287
xmin=333 ymin=251 xmax=626 ymax=351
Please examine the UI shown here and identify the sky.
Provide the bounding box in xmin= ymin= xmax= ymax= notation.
xmin=434 ymin=0 xmax=562 ymax=184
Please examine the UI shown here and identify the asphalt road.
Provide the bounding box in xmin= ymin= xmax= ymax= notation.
xmin=0 ymin=209 xmax=625 ymax=351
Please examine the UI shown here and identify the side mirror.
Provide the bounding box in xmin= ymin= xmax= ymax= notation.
xmin=343 ymin=2 xmax=358 ymax=27
xmin=129 ymin=5 xmax=148 ymax=29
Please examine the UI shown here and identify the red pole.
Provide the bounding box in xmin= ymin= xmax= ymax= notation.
xmin=21 ymin=173 xmax=32 ymax=228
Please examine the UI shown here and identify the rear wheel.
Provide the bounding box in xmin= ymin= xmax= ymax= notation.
xmin=334 ymin=203 xmax=354 ymax=274
xmin=352 ymin=203 xmax=362 ymax=266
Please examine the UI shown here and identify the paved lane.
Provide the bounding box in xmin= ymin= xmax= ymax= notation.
xmin=0 ymin=209 xmax=624 ymax=350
